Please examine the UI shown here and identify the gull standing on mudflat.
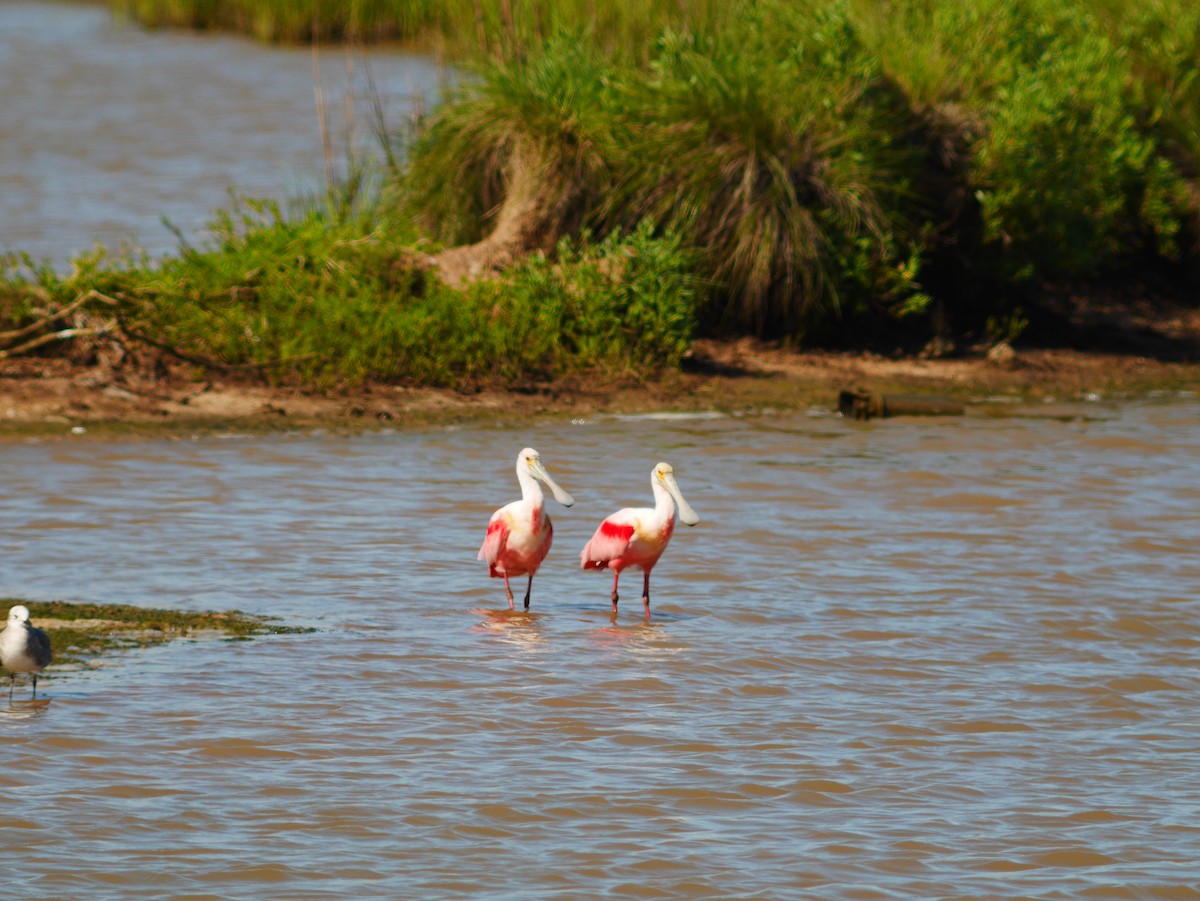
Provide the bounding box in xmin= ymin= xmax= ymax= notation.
xmin=580 ymin=462 xmax=700 ymax=617
xmin=1 ymin=605 xmax=53 ymax=698
xmin=478 ymin=448 xmax=575 ymax=610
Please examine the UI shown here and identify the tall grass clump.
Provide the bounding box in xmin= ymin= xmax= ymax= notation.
xmin=397 ymin=35 xmax=622 ymax=252
xmin=609 ymin=6 xmax=925 ymax=337
xmin=403 ymin=2 xmax=929 ymax=339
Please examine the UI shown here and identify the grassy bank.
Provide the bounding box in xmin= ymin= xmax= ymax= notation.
xmin=1 ymin=0 xmax=1196 ymax=395
xmin=0 ymin=208 xmax=696 ymax=390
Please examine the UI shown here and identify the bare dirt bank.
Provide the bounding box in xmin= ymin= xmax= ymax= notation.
xmin=1 ymin=336 xmax=1197 ymax=439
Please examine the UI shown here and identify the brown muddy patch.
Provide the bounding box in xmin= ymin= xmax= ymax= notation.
xmin=1 ymin=337 xmax=1198 ymax=440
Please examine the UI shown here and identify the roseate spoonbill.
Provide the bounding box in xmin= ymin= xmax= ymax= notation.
xmin=1 ymin=605 xmax=52 ymax=698
xmin=580 ymin=462 xmax=700 ymax=616
xmin=478 ymin=448 xmax=575 ymax=610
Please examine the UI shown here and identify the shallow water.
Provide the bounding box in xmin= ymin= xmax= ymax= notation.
xmin=0 ymin=0 xmax=442 ymax=267
xmin=2 ymin=400 xmax=1199 ymax=898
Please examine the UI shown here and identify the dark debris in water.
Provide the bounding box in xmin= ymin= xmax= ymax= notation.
xmin=5 ymin=599 xmax=313 ymax=671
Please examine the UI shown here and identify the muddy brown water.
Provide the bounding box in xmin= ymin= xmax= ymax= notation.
xmin=2 ymin=399 xmax=1199 ymax=897
xmin=0 ymin=0 xmax=442 ymax=268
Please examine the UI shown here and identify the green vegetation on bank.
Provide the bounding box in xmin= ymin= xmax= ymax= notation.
xmin=1 ymin=206 xmax=694 ymax=388
xmin=397 ymin=0 xmax=1200 ymax=341
xmin=2 ymin=0 xmax=1198 ymax=391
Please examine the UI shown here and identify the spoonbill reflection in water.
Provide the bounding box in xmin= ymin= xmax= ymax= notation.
xmin=1 ymin=605 xmax=52 ymax=698
xmin=580 ymin=462 xmax=700 ymax=617
xmin=478 ymin=448 xmax=575 ymax=610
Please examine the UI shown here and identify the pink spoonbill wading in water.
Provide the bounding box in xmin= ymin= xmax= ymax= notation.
xmin=580 ymin=462 xmax=700 ymax=617
xmin=478 ymin=448 xmax=575 ymax=610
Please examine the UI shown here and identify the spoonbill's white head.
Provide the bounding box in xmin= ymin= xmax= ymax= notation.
xmin=520 ymin=448 xmax=575 ymax=507
xmin=654 ymin=462 xmax=699 ymax=525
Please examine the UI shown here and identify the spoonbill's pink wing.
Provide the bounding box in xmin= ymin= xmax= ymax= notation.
xmin=478 ymin=517 xmax=509 ymax=573
xmin=580 ymin=518 xmax=635 ymax=569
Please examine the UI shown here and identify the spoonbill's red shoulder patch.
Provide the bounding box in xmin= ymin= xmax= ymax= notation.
xmin=600 ymin=520 xmax=635 ymax=542
xmin=581 ymin=519 xmax=636 ymax=570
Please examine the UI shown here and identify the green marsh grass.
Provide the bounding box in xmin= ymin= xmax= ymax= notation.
xmin=0 ymin=202 xmax=696 ymax=390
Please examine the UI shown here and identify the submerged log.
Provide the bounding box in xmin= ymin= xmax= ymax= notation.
xmin=838 ymin=390 xmax=965 ymax=420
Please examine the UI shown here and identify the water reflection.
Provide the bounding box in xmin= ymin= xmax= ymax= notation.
xmin=470 ymin=609 xmax=548 ymax=654
xmin=1 ymin=698 xmax=51 ymax=720
xmin=587 ymin=619 xmax=686 ymax=660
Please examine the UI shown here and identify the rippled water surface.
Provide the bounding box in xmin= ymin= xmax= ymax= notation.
xmin=0 ymin=0 xmax=441 ymax=267
xmin=3 ymin=401 xmax=1200 ymax=898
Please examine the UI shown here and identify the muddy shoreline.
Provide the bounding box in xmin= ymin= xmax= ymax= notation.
xmin=1 ymin=337 xmax=1197 ymax=439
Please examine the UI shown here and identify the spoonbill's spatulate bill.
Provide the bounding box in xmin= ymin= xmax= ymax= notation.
xmin=1 ymin=605 xmax=52 ymax=698
xmin=580 ymin=462 xmax=699 ymax=617
xmin=478 ymin=448 xmax=575 ymax=610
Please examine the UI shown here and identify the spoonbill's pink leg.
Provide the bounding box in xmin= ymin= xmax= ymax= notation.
xmin=611 ymin=571 xmax=621 ymax=614
xmin=503 ymin=573 xmax=515 ymax=610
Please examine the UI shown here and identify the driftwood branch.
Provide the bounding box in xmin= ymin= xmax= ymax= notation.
xmin=0 ymin=289 xmax=117 ymax=345
xmin=118 ymin=322 xmax=319 ymax=372
xmin=0 ymin=328 xmax=101 ymax=360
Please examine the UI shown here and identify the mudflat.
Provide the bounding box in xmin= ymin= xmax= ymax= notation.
xmin=1 ymin=337 xmax=1197 ymax=438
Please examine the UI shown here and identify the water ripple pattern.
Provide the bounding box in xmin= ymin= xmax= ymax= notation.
xmin=2 ymin=400 xmax=1199 ymax=898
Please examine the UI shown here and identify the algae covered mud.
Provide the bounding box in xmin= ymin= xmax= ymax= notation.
xmin=3 ymin=400 xmax=1199 ymax=897
xmin=1 ymin=600 xmax=308 ymax=678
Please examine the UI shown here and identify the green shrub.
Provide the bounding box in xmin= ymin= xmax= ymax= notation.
xmin=975 ymin=29 xmax=1187 ymax=278
xmin=451 ymin=223 xmax=698 ymax=383
xmin=2 ymin=199 xmax=696 ymax=389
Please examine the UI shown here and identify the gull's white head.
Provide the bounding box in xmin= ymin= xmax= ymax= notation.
xmin=8 ymin=605 xmax=31 ymax=625
xmin=654 ymin=462 xmax=699 ymax=526
xmin=519 ymin=447 xmax=575 ymax=507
